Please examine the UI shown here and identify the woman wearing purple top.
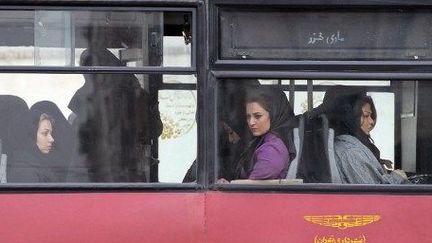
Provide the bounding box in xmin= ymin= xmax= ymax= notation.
xmin=227 ymin=86 xmax=297 ymax=181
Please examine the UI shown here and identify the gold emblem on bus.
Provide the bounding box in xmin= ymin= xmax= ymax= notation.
xmin=304 ymin=215 xmax=381 ymax=230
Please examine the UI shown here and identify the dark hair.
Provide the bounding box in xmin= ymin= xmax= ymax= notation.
xmin=316 ymin=86 xmax=381 ymax=161
xmin=16 ymin=110 xmax=56 ymax=154
xmin=356 ymin=95 xmax=377 ymax=133
xmin=338 ymin=94 xmax=381 ymax=160
xmin=31 ymin=112 xmax=54 ymax=140
xmin=349 ymin=95 xmax=377 ymax=141
xmin=245 ymin=86 xmax=294 ymax=133
xmin=245 ymin=88 xmax=272 ymax=113
xmin=355 ymin=96 xmax=380 ymax=160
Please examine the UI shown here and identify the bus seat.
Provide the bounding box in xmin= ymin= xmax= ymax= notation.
xmin=0 ymin=154 xmax=7 ymax=183
xmin=320 ymin=114 xmax=342 ymax=183
xmin=296 ymin=113 xmax=343 ymax=183
xmin=296 ymin=114 xmax=331 ymax=183
xmin=286 ymin=115 xmax=304 ymax=180
xmin=0 ymin=140 xmax=6 ymax=183
xmin=0 ymin=95 xmax=29 ymax=155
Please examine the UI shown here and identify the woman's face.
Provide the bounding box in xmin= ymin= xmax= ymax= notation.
xmin=246 ymin=102 xmax=271 ymax=137
xmin=360 ymin=103 xmax=375 ymax=135
xmin=36 ymin=119 xmax=54 ymax=154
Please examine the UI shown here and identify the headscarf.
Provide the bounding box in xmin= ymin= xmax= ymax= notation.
xmin=318 ymin=86 xmax=381 ymax=161
xmin=338 ymin=95 xmax=380 ymax=161
xmin=8 ymin=109 xmax=67 ymax=182
xmin=31 ymin=101 xmax=75 ymax=168
xmin=236 ymin=86 xmax=297 ymax=177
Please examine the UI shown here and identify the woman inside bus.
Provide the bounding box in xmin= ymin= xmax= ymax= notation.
xmin=331 ymin=91 xmax=409 ymax=184
xmin=219 ymin=86 xmax=296 ymax=182
xmin=31 ymin=101 xmax=75 ymax=181
xmin=7 ymin=110 xmax=61 ymax=182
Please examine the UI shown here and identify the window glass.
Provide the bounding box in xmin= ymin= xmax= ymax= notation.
xmin=216 ymin=79 xmax=431 ymax=185
xmin=0 ymin=73 xmax=196 ymax=183
xmin=159 ymin=75 xmax=197 ymax=183
xmin=281 ymin=80 xmax=390 ymax=86
xmin=369 ymin=92 xmax=395 ymax=165
xmin=313 ymin=80 xmax=390 ymax=86
xmin=0 ymin=10 xmax=193 ymax=67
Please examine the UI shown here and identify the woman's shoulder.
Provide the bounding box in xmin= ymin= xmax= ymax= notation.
xmin=263 ymin=132 xmax=284 ymax=144
xmin=258 ymin=132 xmax=288 ymax=153
xmin=334 ymin=135 xmax=377 ymax=161
xmin=9 ymin=148 xmax=43 ymax=167
xmin=335 ymin=135 xmax=362 ymax=147
xmin=334 ymin=135 xmax=370 ymax=154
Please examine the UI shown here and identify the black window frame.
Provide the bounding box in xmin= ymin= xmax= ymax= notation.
xmin=208 ymin=0 xmax=432 ymax=194
xmin=0 ymin=0 xmax=208 ymax=192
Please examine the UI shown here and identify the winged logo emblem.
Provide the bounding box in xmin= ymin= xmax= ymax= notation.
xmin=304 ymin=215 xmax=381 ymax=230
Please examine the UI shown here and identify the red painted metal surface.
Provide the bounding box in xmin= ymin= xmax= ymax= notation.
xmin=0 ymin=192 xmax=205 ymax=243
xmin=205 ymin=192 xmax=432 ymax=243
xmin=0 ymin=191 xmax=431 ymax=243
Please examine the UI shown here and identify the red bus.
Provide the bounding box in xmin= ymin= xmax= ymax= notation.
xmin=0 ymin=0 xmax=432 ymax=242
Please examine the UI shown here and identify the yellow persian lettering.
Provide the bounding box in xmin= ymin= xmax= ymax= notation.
xmin=314 ymin=235 xmax=366 ymax=243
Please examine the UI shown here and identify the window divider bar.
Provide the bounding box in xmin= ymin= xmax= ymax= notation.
xmin=0 ymin=66 xmax=196 ymax=74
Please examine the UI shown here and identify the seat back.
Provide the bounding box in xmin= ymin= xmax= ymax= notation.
xmin=295 ymin=114 xmax=342 ymax=183
xmin=320 ymin=114 xmax=342 ymax=183
xmin=0 ymin=139 xmax=6 ymax=183
xmin=296 ymin=114 xmax=331 ymax=182
xmin=286 ymin=115 xmax=304 ymax=180
xmin=0 ymin=95 xmax=30 ymax=155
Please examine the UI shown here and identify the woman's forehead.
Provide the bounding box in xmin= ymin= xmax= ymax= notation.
xmin=362 ymin=103 xmax=372 ymax=110
xmin=38 ymin=119 xmax=52 ymax=129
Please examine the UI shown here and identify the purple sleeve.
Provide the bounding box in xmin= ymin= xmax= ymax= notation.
xmin=248 ymin=138 xmax=289 ymax=180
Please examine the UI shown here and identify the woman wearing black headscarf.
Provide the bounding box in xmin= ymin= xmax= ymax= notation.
xmin=330 ymin=89 xmax=409 ymax=184
xmin=219 ymin=86 xmax=296 ymax=181
xmin=31 ymin=101 xmax=75 ymax=169
xmin=8 ymin=109 xmax=65 ymax=182
xmin=30 ymin=100 xmax=76 ymax=181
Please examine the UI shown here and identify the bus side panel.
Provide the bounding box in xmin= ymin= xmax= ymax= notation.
xmin=0 ymin=192 xmax=205 ymax=243
xmin=206 ymin=192 xmax=432 ymax=243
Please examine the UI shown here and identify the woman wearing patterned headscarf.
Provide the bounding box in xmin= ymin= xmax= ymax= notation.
xmin=327 ymin=86 xmax=409 ymax=184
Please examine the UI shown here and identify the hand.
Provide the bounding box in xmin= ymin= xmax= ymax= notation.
xmin=217 ymin=178 xmax=230 ymax=184
xmin=380 ymin=159 xmax=393 ymax=170
xmin=221 ymin=121 xmax=241 ymax=144
xmin=393 ymin=169 xmax=408 ymax=180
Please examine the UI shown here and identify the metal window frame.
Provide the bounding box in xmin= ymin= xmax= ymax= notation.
xmin=209 ymin=0 xmax=432 ymax=72
xmin=206 ymin=0 xmax=432 ymax=195
xmin=0 ymin=1 xmax=206 ymax=192
xmin=210 ymin=70 xmax=432 ymax=194
xmin=0 ymin=5 xmax=197 ymax=72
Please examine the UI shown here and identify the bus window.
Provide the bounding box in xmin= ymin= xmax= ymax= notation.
xmin=0 ymin=6 xmax=197 ymax=184
xmin=0 ymin=73 xmax=196 ymax=183
xmin=0 ymin=10 xmax=193 ymax=67
xmin=215 ymin=79 xmax=432 ymax=185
